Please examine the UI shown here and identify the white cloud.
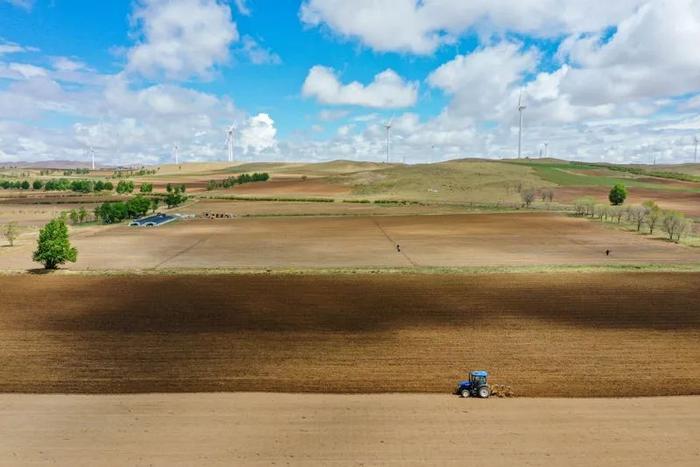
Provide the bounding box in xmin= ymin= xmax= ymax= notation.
xmin=126 ymin=0 xmax=239 ymax=79
xmin=1 ymin=0 xmax=34 ymax=10
xmin=318 ymin=109 xmax=350 ymax=121
xmin=302 ymin=66 xmax=418 ymax=108
xmin=51 ymin=57 xmax=88 ymax=72
xmin=428 ymin=42 xmax=538 ymax=119
xmin=233 ymin=0 xmax=251 ymax=16
xmin=239 ymin=113 xmax=278 ymax=153
xmin=238 ymin=36 xmax=281 ymax=65
xmin=300 ymin=0 xmax=646 ymax=54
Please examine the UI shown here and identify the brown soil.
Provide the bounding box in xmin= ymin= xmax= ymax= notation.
xmin=2 ymin=213 xmax=698 ymax=270
xmin=0 ymin=273 xmax=697 ymax=396
xmin=1 ymin=394 xmax=697 ymax=466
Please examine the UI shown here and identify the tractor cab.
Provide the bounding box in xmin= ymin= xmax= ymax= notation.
xmin=454 ymin=370 xmax=491 ymax=398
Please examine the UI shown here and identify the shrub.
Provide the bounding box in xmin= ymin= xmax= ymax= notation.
xmin=139 ymin=183 xmax=153 ymax=193
xmin=3 ymin=221 xmax=19 ymax=246
xmin=609 ymin=184 xmax=627 ymax=206
xmin=32 ymin=179 xmax=44 ymax=190
xmin=116 ymin=180 xmax=135 ymax=194
xmin=32 ymin=218 xmax=77 ymax=269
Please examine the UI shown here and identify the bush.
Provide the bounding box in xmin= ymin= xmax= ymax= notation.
xmin=139 ymin=183 xmax=153 ymax=193
xmin=165 ymin=185 xmax=187 ymax=208
xmin=32 ymin=218 xmax=77 ymax=269
xmin=20 ymin=180 xmax=30 ymax=190
xmin=32 ymin=179 xmax=44 ymax=190
xmin=116 ymin=180 xmax=135 ymax=194
xmin=609 ymin=184 xmax=627 ymax=206
xmin=95 ymin=202 xmax=129 ymax=224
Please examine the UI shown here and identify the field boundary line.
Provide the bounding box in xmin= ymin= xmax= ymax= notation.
xmin=371 ymin=218 xmax=418 ymax=267
xmin=152 ymin=237 xmax=209 ymax=269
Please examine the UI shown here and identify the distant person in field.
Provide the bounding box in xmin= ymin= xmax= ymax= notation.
xmin=396 ymin=244 xmax=401 ymax=253
xmin=605 ymin=249 xmax=611 ymax=256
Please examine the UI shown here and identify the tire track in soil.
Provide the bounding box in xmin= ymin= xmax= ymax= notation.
xmin=372 ymin=218 xmax=417 ymax=267
xmin=153 ymin=237 xmax=208 ymax=269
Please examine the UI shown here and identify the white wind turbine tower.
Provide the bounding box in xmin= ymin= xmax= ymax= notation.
xmin=517 ymin=90 xmax=527 ymax=159
xmin=226 ymin=123 xmax=237 ymax=162
xmin=88 ymin=146 xmax=96 ymax=170
xmin=173 ymin=144 xmax=180 ymax=165
xmin=384 ymin=116 xmax=394 ymax=163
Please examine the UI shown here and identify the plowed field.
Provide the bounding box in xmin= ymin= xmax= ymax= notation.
xmin=1 ymin=273 xmax=697 ymax=396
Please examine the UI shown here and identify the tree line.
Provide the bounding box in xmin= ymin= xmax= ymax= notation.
xmin=574 ymin=197 xmax=694 ymax=242
xmin=206 ymin=172 xmax=270 ymax=190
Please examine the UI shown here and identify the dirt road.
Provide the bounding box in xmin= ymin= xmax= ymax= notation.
xmin=1 ymin=273 xmax=697 ymax=396
xmin=1 ymin=394 xmax=697 ymax=466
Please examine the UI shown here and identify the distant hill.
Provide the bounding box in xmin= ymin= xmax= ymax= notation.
xmin=1 ymin=160 xmax=102 ymax=169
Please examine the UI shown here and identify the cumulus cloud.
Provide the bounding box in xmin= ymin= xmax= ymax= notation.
xmin=302 ymin=66 xmax=418 ymax=108
xmin=127 ymin=0 xmax=239 ymax=79
xmin=239 ymin=113 xmax=278 ymax=154
xmin=428 ymin=42 xmax=538 ymax=119
xmin=300 ymin=0 xmax=646 ymax=54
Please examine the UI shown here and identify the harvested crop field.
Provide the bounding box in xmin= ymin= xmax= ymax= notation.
xmin=2 ymin=212 xmax=699 ymax=270
xmin=2 ymin=394 xmax=697 ymax=466
xmin=0 ymin=273 xmax=697 ymax=396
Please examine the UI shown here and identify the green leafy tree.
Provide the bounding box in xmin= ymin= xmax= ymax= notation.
xmin=139 ymin=183 xmax=153 ymax=193
xmin=116 ymin=180 xmax=135 ymax=194
xmin=609 ymin=184 xmax=628 ymax=206
xmin=126 ymin=196 xmax=151 ymax=218
xmin=3 ymin=221 xmax=19 ymax=246
xmin=150 ymin=197 xmax=160 ymax=213
xmin=32 ymin=218 xmax=77 ymax=269
xmin=78 ymin=207 xmax=88 ymax=224
xmin=20 ymin=180 xmax=30 ymax=190
xmin=165 ymin=185 xmax=187 ymax=208
xmin=32 ymin=179 xmax=44 ymax=190
xmin=104 ymin=181 xmax=114 ymax=191
xmin=69 ymin=209 xmax=80 ymax=225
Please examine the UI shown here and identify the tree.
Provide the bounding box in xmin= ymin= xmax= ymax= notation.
xmin=139 ymin=183 xmax=153 ymax=193
xmin=116 ymin=180 xmax=135 ymax=194
xmin=20 ymin=180 xmax=30 ymax=190
xmin=609 ymin=184 xmax=628 ymax=206
xmin=627 ymin=205 xmax=648 ymax=231
xmin=126 ymin=196 xmax=151 ymax=218
xmin=32 ymin=179 xmax=44 ymax=190
xmin=69 ymin=209 xmax=80 ymax=225
xmin=78 ymin=207 xmax=88 ymax=224
xmin=3 ymin=222 xmax=19 ymax=246
xmin=150 ymin=197 xmax=160 ymax=213
xmin=32 ymin=218 xmax=77 ymax=269
xmin=520 ymin=188 xmax=536 ymax=207
xmin=643 ymin=201 xmax=661 ymax=234
xmin=165 ymin=185 xmax=187 ymax=208
xmin=661 ymin=210 xmax=691 ymax=242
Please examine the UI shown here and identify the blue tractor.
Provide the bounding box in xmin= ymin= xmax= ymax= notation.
xmin=454 ymin=370 xmax=491 ymax=398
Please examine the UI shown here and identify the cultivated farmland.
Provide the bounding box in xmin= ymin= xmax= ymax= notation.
xmin=0 ymin=273 xmax=697 ymax=396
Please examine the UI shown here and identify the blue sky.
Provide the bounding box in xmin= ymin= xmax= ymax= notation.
xmin=0 ymin=0 xmax=699 ymax=165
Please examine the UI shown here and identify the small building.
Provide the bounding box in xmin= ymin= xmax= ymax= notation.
xmin=129 ymin=213 xmax=177 ymax=227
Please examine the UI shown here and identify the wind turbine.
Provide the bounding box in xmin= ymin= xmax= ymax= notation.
xmin=384 ymin=116 xmax=394 ymax=163
xmin=173 ymin=144 xmax=180 ymax=165
xmin=87 ymin=146 xmax=96 ymax=171
xmin=226 ymin=123 xmax=237 ymax=162
xmin=517 ymin=90 xmax=527 ymax=159
xmin=544 ymin=142 xmax=549 ymax=159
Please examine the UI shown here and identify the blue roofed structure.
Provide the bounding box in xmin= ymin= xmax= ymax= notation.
xmin=129 ymin=213 xmax=177 ymax=227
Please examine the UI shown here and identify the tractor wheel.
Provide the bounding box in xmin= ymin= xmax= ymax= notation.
xmin=478 ymin=386 xmax=491 ymax=399
xmin=460 ymin=389 xmax=470 ymax=398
